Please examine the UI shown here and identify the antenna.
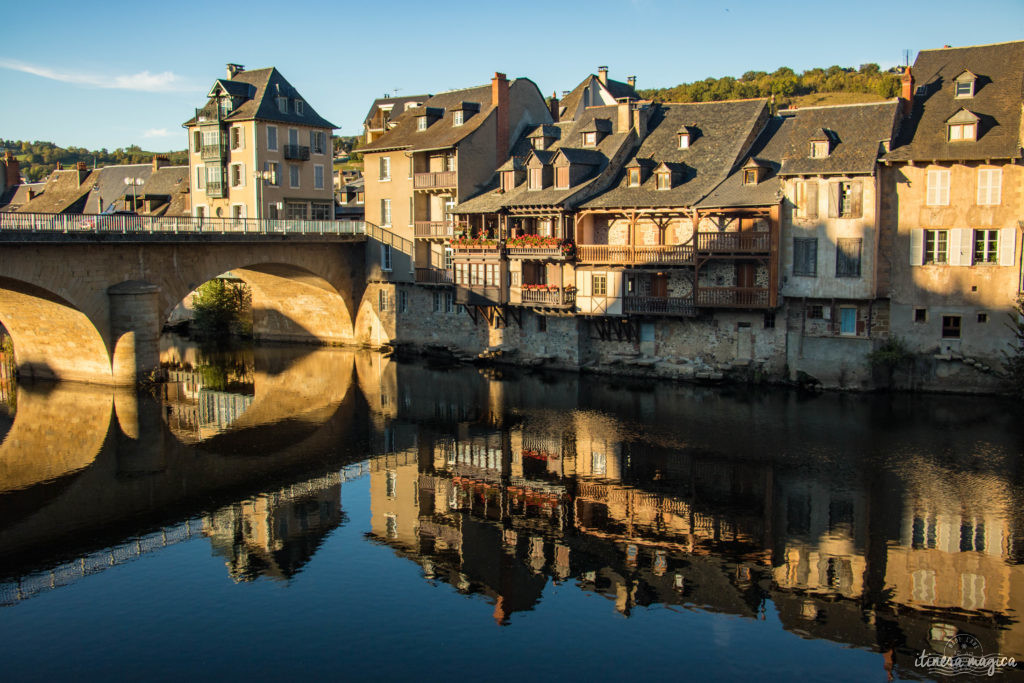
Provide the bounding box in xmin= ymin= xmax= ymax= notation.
xmin=902 ymin=49 xmax=910 ymax=67
xmin=392 ymin=87 xmax=402 ymax=97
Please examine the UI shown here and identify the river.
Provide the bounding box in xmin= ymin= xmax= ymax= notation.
xmin=0 ymin=337 xmax=1021 ymax=681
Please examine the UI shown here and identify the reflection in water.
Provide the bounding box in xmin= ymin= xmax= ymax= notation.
xmin=0 ymin=343 xmax=1021 ymax=680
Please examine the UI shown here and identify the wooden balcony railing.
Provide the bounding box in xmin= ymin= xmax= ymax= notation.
xmin=695 ymin=287 xmax=769 ymax=308
xmin=623 ymin=295 xmax=695 ymax=316
xmin=414 ymin=221 xmax=454 ymax=238
xmin=511 ymin=287 xmax=576 ymax=307
xmin=414 ymin=171 xmax=457 ymax=189
xmin=451 ymin=242 xmax=501 ymax=257
xmin=576 ymin=244 xmax=693 ymax=265
xmin=695 ymin=231 xmax=770 ymax=253
xmin=283 ymin=144 xmax=311 ymax=161
xmin=415 ymin=267 xmax=454 ymax=285
xmin=505 ymin=246 xmax=567 ymax=259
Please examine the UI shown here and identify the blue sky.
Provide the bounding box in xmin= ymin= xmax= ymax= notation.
xmin=1 ymin=0 xmax=1022 ymax=152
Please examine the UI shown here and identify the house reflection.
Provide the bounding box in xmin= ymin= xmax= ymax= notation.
xmin=203 ymin=472 xmax=344 ymax=582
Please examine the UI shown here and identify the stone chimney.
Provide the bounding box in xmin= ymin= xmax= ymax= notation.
xmin=631 ymin=103 xmax=650 ymax=140
xmin=3 ymin=151 xmax=20 ymax=188
xmin=627 ymin=75 xmax=636 ymax=89
xmin=226 ymin=63 xmax=245 ymax=79
xmin=900 ymin=66 xmax=914 ymax=118
xmin=617 ymin=99 xmax=632 ymax=132
xmin=152 ymin=155 xmax=169 ymax=170
xmin=76 ymin=161 xmax=89 ymax=186
xmin=548 ymin=92 xmax=560 ymax=123
xmin=55 ymin=162 xmax=63 ymax=171
xmin=598 ymin=66 xmax=609 ymax=85
xmin=491 ymin=72 xmax=510 ymax=164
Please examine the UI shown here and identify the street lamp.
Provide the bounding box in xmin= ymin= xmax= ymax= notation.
xmin=253 ymin=168 xmax=275 ymax=221
xmin=124 ymin=176 xmax=144 ymax=212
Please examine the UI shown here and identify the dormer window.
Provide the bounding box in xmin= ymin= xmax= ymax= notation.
xmin=583 ymin=132 xmax=597 ymax=146
xmin=556 ymin=166 xmax=570 ymax=189
xmin=656 ymin=171 xmax=671 ymax=190
xmin=276 ymin=96 xmax=288 ymax=114
xmin=533 ymin=138 xmax=545 ymax=150
xmin=810 ymin=140 xmax=829 ymax=158
xmin=628 ymin=168 xmax=640 ymax=187
xmin=678 ymin=133 xmax=690 ymax=149
xmin=453 ymin=111 xmax=464 ymax=126
xmin=742 ymin=158 xmax=767 ymax=185
xmin=417 ymin=116 xmax=428 ymax=131
xmin=946 ymin=108 xmax=979 ymax=142
xmin=743 ymin=169 xmax=758 ymax=185
xmin=218 ymin=97 xmax=230 ymax=117
xmin=529 ymin=168 xmax=544 ymax=190
xmin=295 ymin=100 xmax=305 ymax=116
xmin=501 ymin=171 xmax=515 ymax=192
xmin=954 ymin=71 xmax=977 ymax=98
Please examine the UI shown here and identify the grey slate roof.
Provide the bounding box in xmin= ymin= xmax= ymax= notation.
xmin=83 ymin=163 xmax=152 ymax=212
xmin=362 ymin=94 xmax=431 ymax=126
xmin=559 ymin=74 xmax=639 ymax=120
xmin=184 ymin=67 xmax=337 ymax=129
xmin=777 ymin=100 xmax=900 ymax=176
xmin=0 ymin=182 xmax=43 ymax=212
xmin=697 ymin=116 xmax=790 ymax=209
xmin=17 ymin=169 xmax=98 ymax=214
xmin=581 ymin=98 xmax=769 ymax=210
xmin=358 ymin=84 xmax=495 ymax=153
xmin=885 ymin=41 xmax=1024 ymax=162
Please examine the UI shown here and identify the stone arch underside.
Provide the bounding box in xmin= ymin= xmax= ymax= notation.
xmin=0 ymin=277 xmax=112 ymax=383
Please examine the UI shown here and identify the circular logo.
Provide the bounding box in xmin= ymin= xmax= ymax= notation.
xmin=943 ymin=633 xmax=984 ymax=658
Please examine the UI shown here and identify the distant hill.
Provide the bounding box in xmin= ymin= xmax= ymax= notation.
xmin=0 ymin=140 xmax=189 ymax=183
xmin=636 ymin=64 xmax=901 ymax=108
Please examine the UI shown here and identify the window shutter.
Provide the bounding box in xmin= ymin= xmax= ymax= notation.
xmin=948 ymin=229 xmax=963 ymax=266
xmin=238 ymin=163 xmax=246 ymax=188
xmin=960 ymin=228 xmax=973 ymax=266
xmin=977 ymin=170 xmax=989 ymax=205
xmin=850 ymin=181 xmax=863 ymax=218
xmin=608 ymin=272 xmax=618 ymax=297
xmin=805 ymin=181 xmax=818 ymax=219
xmin=580 ymin=271 xmax=590 ymax=297
xmin=991 ymin=170 xmax=1002 ymax=205
xmin=827 ymin=182 xmax=840 ymax=218
xmin=939 ymin=170 xmax=950 ymax=205
xmin=193 ymin=131 xmax=201 ymax=152
xmin=909 ymin=229 xmax=924 ymax=266
xmin=999 ymin=227 xmax=1017 ymax=266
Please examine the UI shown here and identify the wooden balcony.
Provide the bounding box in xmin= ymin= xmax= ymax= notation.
xmin=695 ymin=231 xmax=770 ymax=253
xmin=510 ymin=287 xmax=576 ymax=308
xmin=505 ymin=245 xmax=567 ymax=260
xmin=695 ymin=286 xmax=770 ymax=308
xmin=414 ymin=171 xmax=457 ymax=190
xmin=414 ymin=221 xmax=454 ymax=238
xmin=450 ymin=242 xmax=502 ymax=258
xmin=576 ymin=244 xmax=693 ymax=265
xmin=415 ymin=267 xmax=454 ymax=285
xmin=623 ymin=295 xmax=695 ymax=316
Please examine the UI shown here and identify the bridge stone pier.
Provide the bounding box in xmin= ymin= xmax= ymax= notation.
xmin=0 ymin=229 xmax=366 ymax=385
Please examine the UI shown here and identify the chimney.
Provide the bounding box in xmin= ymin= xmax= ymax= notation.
xmin=3 ymin=151 xmax=20 ymax=188
xmin=548 ymin=91 xmax=560 ymax=123
xmin=627 ymin=75 xmax=636 ymax=89
xmin=226 ymin=63 xmax=245 ymax=79
xmin=598 ymin=66 xmax=609 ymax=85
xmin=631 ymin=103 xmax=650 ymax=140
xmin=491 ymin=72 xmax=510 ymax=164
xmin=55 ymin=161 xmax=63 ymax=171
xmin=152 ymin=155 xmax=169 ymax=170
xmin=617 ymin=99 xmax=632 ymax=132
xmin=900 ymin=66 xmax=914 ymax=118
xmin=75 ymin=161 xmax=88 ymax=186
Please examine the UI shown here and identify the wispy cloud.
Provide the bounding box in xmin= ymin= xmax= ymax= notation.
xmin=0 ymin=59 xmax=192 ymax=92
xmin=143 ymin=128 xmax=174 ymax=138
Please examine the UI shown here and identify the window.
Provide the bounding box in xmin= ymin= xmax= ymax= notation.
xmin=432 ymin=292 xmax=441 ymax=313
xmin=913 ymin=307 xmax=927 ymax=323
xmin=381 ymin=198 xmax=392 ymax=226
xmin=977 ymin=169 xmax=1001 ymax=205
xmin=807 ymin=304 xmax=824 ymax=319
xmin=941 ymin=315 xmax=961 ymax=339
xmin=592 ymin=274 xmax=607 ymax=296
xmin=288 ymin=128 xmax=298 ymax=147
xmin=378 ymin=289 xmax=389 ymax=311
xmin=793 ymin=237 xmax=817 ymax=276
xmin=268 ymin=162 xmax=280 ymax=186
xmin=444 ymin=292 xmax=454 ymax=313
xmin=793 ymin=180 xmax=818 ymax=219
xmin=678 ymin=133 xmax=690 ymax=149
xmin=628 ymin=168 xmax=640 ymax=187
xmin=417 ymin=117 xmax=427 ymax=131
xmin=529 ymin=168 xmax=543 ymax=190
xmin=948 ymin=123 xmax=976 ymax=141
xmin=314 ymin=165 xmax=324 ymax=190
xmin=205 ymin=165 xmax=221 ymax=186
xmin=379 ymin=156 xmax=391 ymax=180
xmin=295 ymin=99 xmax=304 ymax=116
xmin=231 ymin=204 xmax=245 ymax=219
xmin=267 ymin=125 xmax=278 ymax=151
xmin=285 ymin=201 xmax=307 ymax=220
xmin=311 ymin=202 xmax=331 ymax=220
xmin=836 ymin=238 xmax=862 ymax=277
xmin=537 ymin=316 xmax=547 ymax=332
xmin=926 ymin=169 xmax=950 ymax=206
xmin=192 ymin=130 xmax=201 ymax=153
xmin=408 ymin=197 xmax=413 ymax=227
xmin=831 ymin=181 xmax=861 ymax=218
xmin=398 ymin=289 xmax=408 ymax=313
xmin=310 ymin=131 xmax=326 ymax=155
xmin=582 ymin=131 xmax=596 ymax=146
xmin=810 ymin=140 xmax=829 ymax=158
xmin=977 ymin=312 xmax=988 ymax=323
xmin=276 ymin=96 xmax=288 ymax=113
xmin=501 ymin=171 xmax=515 ymax=191
xmin=839 ymin=307 xmax=857 ymax=335
xmin=955 ymin=80 xmax=974 ymax=98
xmin=657 ymin=172 xmax=671 ymax=190
xmin=763 ymin=311 xmax=775 ymax=329
xmin=444 ymin=247 xmax=453 ymax=270
xmin=538 ymin=219 xmax=553 ymax=237
xmin=289 ymin=164 xmax=300 ymax=188
xmin=453 ymin=111 xmax=464 ymax=126
xmin=194 ymin=205 xmax=206 ymax=218
xmin=230 ymin=163 xmax=245 ymax=188
xmin=556 ymin=166 xmax=570 ymax=189
xmin=974 ymin=229 xmax=999 ymax=263
xmin=532 ymin=137 xmax=546 ymax=150
xmin=924 ymin=229 xmax=949 ymax=264
xmin=230 ymin=127 xmax=243 ymax=150
xmin=743 ymin=169 xmax=757 ymax=185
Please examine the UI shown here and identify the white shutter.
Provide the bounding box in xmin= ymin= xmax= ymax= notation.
xmin=608 ymin=272 xmax=619 ymax=297
xmin=977 ymin=170 xmax=989 ymax=205
xmin=926 ymin=171 xmax=938 ymax=205
xmin=939 ymin=170 xmax=950 ymax=205
xmin=948 ymin=229 xmax=972 ymax=266
xmin=948 ymin=229 xmax=961 ymax=266
xmin=999 ymin=227 xmax=1017 ymax=266
xmin=990 ymin=170 xmax=1002 ymax=205
xmin=909 ymin=229 xmax=924 ymax=266
xmin=238 ymin=163 xmax=246 ymax=188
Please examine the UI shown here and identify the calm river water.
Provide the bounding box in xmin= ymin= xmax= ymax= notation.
xmin=0 ymin=338 xmax=1021 ymax=681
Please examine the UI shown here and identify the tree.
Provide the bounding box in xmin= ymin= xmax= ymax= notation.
xmin=191 ymin=279 xmax=252 ymax=340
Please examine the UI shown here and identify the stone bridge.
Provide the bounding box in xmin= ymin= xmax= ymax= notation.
xmin=0 ymin=214 xmax=368 ymax=384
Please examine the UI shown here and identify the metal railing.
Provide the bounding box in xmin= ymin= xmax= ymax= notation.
xmin=696 ymin=231 xmax=770 ymax=252
xmin=576 ymin=244 xmax=693 ymax=265
xmin=415 ymin=267 xmax=454 ymax=285
xmin=512 ymin=287 xmax=576 ymax=307
xmin=414 ymin=221 xmax=454 ymax=238
xmin=205 ymin=181 xmax=225 ymax=198
xmin=200 ymin=142 xmax=226 ymax=161
xmin=624 ymin=295 xmax=695 ymax=316
xmin=694 ymin=286 xmax=769 ymax=307
xmin=283 ymin=144 xmax=311 ymax=161
xmin=0 ymin=212 xmax=366 ymax=236
xmin=364 ymin=221 xmax=414 ymax=255
xmin=413 ymin=171 xmax=457 ymax=189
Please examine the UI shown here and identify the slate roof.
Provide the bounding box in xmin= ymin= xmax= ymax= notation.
xmin=17 ymin=169 xmax=99 ymax=213
xmin=0 ymin=182 xmax=43 ymax=212
xmin=581 ymin=98 xmax=769 ymax=210
xmin=697 ymin=115 xmax=790 ymax=209
xmin=455 ymin=105 xmax=633 ymax=213
xmin=184 ymin=67 xmax=337 ymax=129
xmin=559 ymin=74 xmax=639 ymax=120
xmin=885 ymin=41 xmax=1024 ymax=162
xmin=83 ymin=163 xmax=152 ymax=213
xmin=777 ymin=100 xmax=900 ymax=176
xmin=358 ymin=84 xmax=495 ymax=153
xmin=362 ymin=94 xmax=431 ymax=126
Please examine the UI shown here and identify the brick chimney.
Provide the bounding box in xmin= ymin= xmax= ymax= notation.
xmin=226 ymin=63 xmax=245 ymax=79
xmin=55 ymin=161 xmax=63 ymax=171
xmin=631 ymin=103 xmax=650 ymax=140
xmin=627 ymin=75 xmax=636 ymax=89
xmin=617 ymin=99 xmax=632 ymax=132
xmin=3 ymin=151 xmax=20 ymax=188
xmin=152 ymin=155 xmax=169 ymax=170
xmin=491 ymin=72 xmax=510 ymax=164
xmin=598 ymin=66 xmax=609 ymax=85
xmin=900 ymin=66 xmax=914 ymax=118
xmin=548 ymin=91 xmax=559 ymax=123
xmin=75 ymin=161 xmax=88 ymax=186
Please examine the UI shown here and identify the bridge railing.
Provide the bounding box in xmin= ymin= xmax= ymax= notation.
xmin=364 ymin=221 xmax=414 ymax=256
xmin=0 ymin=213 xmax=366 ymax=236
